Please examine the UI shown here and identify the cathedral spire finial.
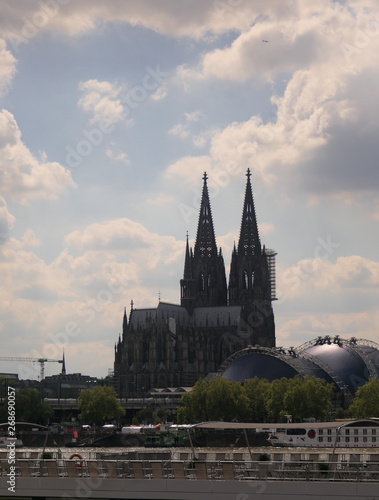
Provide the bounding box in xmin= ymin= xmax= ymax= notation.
xmin=123 ymin=306 xmax=128 ymax=332
xmin=237 ymin=168 xmax=261 ymax=257
xmin=183 ymin=231 xmax=192 ymax=280
xmin=194 ymin=171 xmax=217 ymax=259
xmin=61 ymin=350 xmax=66 ymax=375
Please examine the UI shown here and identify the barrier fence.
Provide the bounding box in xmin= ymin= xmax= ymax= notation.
xmin=1 ymin=458 xmax=378 ymax=482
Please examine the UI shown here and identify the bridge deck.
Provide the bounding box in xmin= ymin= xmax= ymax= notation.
xmin=1 ymin=458 xmax=379 ymax=499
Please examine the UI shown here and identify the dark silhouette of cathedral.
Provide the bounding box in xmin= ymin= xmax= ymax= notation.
xmin=114 ymin=170 xmax=276 ymax=397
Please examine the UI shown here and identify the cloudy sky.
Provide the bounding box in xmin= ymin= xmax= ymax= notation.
xmin=1 ymin=0 xmax=379 ymax=380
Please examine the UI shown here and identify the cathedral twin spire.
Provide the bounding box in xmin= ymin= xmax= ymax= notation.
xmin=181 ymin=169 xmax=270 ymax=312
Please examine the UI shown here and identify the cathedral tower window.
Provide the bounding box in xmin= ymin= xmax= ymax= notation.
xmin=199 ymin=272 xmax=205 ymax=291
xmin=243 ymin=270 xmax=248 ymax=290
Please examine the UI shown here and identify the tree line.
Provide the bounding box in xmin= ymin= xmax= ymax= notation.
xmin=1 ymin=377 xmax=378 ymax=424
xmin=177 ymin=376 xmax=379 ymax=423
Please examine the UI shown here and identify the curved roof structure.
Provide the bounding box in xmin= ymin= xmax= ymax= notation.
xmin=219 ymin=336 xmax=379 ymax=403
xmin=220 ymin=347 xmax=298 ymax=382
xmin=295 ymin=336 xmax=379 ymax=393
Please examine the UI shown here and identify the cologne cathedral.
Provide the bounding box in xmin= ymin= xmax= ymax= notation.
xmin=114 ymin=170 xmax=277 ymax=397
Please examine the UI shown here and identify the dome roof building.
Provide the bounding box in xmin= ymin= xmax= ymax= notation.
xmin=219 ymin=336 xmax=379 ymax=407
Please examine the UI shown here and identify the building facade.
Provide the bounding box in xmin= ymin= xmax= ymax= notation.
xmin=114 ymin=170 xmax=276 ymax=397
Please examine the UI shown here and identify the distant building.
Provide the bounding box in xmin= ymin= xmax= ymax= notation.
xmin=114 ymin=170 xmax=276 ymax=397
xmin=43 ymin=373 xmax=99 ymax=398
xmin=0 ymin=373 xmax=19 ymax=397
xmin=0 ymin=373 xmax=19 ymax=382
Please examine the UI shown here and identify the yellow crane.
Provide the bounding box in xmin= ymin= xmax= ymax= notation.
xmin=0 ymin=357 xmax=64 ymax=380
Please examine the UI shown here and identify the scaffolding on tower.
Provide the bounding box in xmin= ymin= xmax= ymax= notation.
xmin=265 ymin=248 xmax=277 ymax=301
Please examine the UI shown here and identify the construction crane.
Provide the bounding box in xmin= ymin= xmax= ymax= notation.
xmin=0 ymin=357 xmax=64 ymax=381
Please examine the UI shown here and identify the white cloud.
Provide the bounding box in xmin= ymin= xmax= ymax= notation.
xmin=0 ymin=214 xmax=186 ymax=376
xmin=0 ymin=196 xmax=15 ymax=243
xmin=0 ymin=38 xmax=16 ymax=96
xmin=168 ymin=110 xmax=209 ymax=147
xmin=105 ymin=147 xmax=129 ymax=164
xmin=149 ymin=85 xmax=168 ymax=101
xmin=192 ymin=135 xmax=209 ymax=149
xmin=65 ymin=218 xmax=152 ymax=250
xmin=277 ymin=255 xmax=379 ymax=302
xmin=191 ymin=17 xmax=327 ymax=81
xmin=169 ymin=3 xmax=379 ymax=197
xmin=259 ymin=222 xmax=275 ymax=237
xmin=277 ymin=309 xmax=379 ymax=347
xmin=64 ymin=217 xmax=184 ymax=271
xmin=185 ymin=110 xmax=206 ymax=123
xmin=275 ymin=254 xmax=379 ymax=346
xmin=78 ymin=79 xmax=126 ymax=126
xmin=168 ymin=123 xmax=190 ymax=139
xmin=147 ymin=195 xmax=176 ymax=207
xmin=0 ymin=232 xmax=46 ymax=308
xmin=177 ymin=2 xmax=379 ymax=83
xmin=0 ymin=110 xmax=75 ymax=204
xmin=164 ymin=155 xmax=213 ymax=186
xmin=0 ymin=1 xmax=273 ymax=40
xmin=66 ymin=220 xmax=179 ymax=270
xmin=209 ymin=67 xmax=356 ymax=185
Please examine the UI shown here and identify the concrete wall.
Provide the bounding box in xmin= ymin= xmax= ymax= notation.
xmin=1 ymin=478 xmax=378 ymax=500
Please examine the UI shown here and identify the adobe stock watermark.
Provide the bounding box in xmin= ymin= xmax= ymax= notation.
xmin=340 ymin=16 xmax=379 ymax=62
xmin=221 ymin=299 xmax=273 ymax=353
xmin=213 ymin=0 xmax=243 ymax=19
xmin=7 ymin=386 xmax=16 ymax=494
xmin=18 ymin=272 xmax=129 ymax=380
xmin=61 ymin=477 xmax=103 ymax=499
xmin=235 ymin=478 xmax=266 ymax=499
xmin=8 ymin=0 xmax=71 ymax=53
xmin=65 ymin=65 xmax=168 ymax=170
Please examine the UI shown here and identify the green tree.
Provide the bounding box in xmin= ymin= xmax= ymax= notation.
xmin=283 ymin=376 xmax=334 ymax=421
xmin=205 ymin=377 xmax=249 ymax=421
xmin=177 ymin=378 xmax=210 ymax=423
xmin=0 ymin=377 xmax=7 ymax=399
xmin=265 ymin=378 xmax=291 ymax=421
xmin=78 ymin=386 xmax=125 ymax=424
xmin=243 ymin=377 xmax=270 ymax=421
xmin=14 ymin=388 xmax=53 ymax=423
xmin=349 ymin=379 xmax=379 ymax=418
xmin=135 ymin=408 xmax=154 ymax=425
xmin=178 ymin=377 xmax=249 ymax=423
xmin=178 ymin=375 xmax=336 ymax=424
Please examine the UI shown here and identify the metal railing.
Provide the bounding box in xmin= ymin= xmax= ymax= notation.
xmin=1 ymin=459 xmax=378 ymax=482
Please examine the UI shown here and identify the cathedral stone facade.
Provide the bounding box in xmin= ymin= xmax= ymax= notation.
xmin=114 ymin=170 xmax=276 ymax=397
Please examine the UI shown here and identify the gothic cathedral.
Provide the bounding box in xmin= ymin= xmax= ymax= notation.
xmin=114 ymin=170 xmax=276 ymax=397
